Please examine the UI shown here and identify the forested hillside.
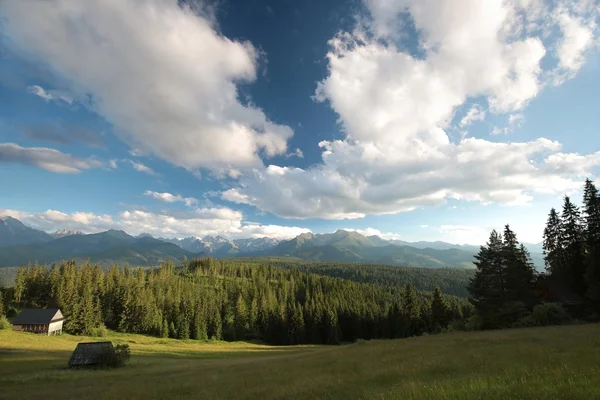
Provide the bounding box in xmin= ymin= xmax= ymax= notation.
xmin=10 ymin=259 xmax=471 ymax=345
xmin=231 ymin=258 xmax=473 ymax=297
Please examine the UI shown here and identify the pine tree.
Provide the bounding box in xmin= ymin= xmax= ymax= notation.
xmin=468 ymin=230 xmax=505 ymax=328
xmin=561 ymin=196 xmax=587 ymax=295
xmin=430 ymin=287 xmax=451 ymax=332
xmin=288 ymin=302 xmax=306 ymax=344
xmin=161 ymin=318 xmax=169 ymax=338
xmin=543 ymin=208 xmax=565 ymax=276
xmin=583 ymin=179 xmax=600 ymax=304
xmin=13 ymin=267 xmax=26 ymax=305
xmin=500 ymin=226 xmax=535 ymax=324
xmin=402 ymin=283 xmax=421 ymax=336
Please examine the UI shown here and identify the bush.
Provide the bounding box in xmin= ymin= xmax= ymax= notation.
xmin=89 ymin=324 xmax=109 ymax=337
xmin=512 ymin=303 xmax=571 ymax=328
xmin=446 ymin=319 xmax=466 ymax=332
xmin=98 ymin=343 xmax=131 ymax=368
xmin=465 ymin=315 xmax=483 ymax=331
xmin=0 ymin=315 xmax=11 ymax=330
xmin=531 ymin=303 xmax=571 ymax=326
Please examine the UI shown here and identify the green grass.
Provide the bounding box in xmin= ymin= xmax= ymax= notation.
xmin=1 ymin=324 xmax=600 ymax=399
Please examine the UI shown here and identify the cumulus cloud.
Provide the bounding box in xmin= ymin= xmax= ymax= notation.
xmin=0 ymin=142 xmax=103 ymax=173
xmin=128 ymin=160 xmax=160 ymax=177
xmin=144 ymin=190 xmax=198 ymax=207
xmin=0 ymin=207 xmax=310 ymax=240
xmin=223 ymin=0 xmax=600 ymax=220
xmin=1 ymin=0 xmax=293 ymax=171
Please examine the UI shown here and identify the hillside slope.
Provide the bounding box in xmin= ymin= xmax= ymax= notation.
xmin=0 ymin=216 xmax=53 ymax=247
xmin=267 ymin=230 xmax=476 ymax=268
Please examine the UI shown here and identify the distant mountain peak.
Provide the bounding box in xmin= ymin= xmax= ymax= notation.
xmin=51 ymin=229 xmax=84 ymax=239
xmin=0 ymin=216 xmax=22 ymax=225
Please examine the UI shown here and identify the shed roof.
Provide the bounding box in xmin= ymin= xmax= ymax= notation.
xmin=12 ymin=308 xmax=64 ymax=325
xmin=68 ymin=342 xmax=114 ymax=367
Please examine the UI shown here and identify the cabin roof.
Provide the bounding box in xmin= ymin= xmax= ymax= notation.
xmin=68 ymin=342 xmax=114 ymax=367
xmin=12 ymin=308 xmax=64 ymax=325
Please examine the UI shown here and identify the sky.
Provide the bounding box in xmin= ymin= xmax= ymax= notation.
xmin=0 ymin=0 xmax=599 ymax=244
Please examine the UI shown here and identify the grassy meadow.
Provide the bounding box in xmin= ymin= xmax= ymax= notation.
xmin=1 ymin=324 xmax=600 ymax=400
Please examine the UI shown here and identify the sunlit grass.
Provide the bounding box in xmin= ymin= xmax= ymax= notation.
xmin=1 ymin=324 xmax=599 ymax=400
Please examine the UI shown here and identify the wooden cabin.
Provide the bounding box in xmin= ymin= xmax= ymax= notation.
xmin=11 ymin=308 xmax=65 ymax=335
xmin=69 ymin=342 xmax=114 ymax=368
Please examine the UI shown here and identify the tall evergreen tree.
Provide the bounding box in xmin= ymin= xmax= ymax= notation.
xmin=543 ymin=208 xmax=565 ymax=276
xmin=561 ymin=196 xmax=587 ymax=296
xmin=468 ymin=230 xmax=505 ymax=328
xmin=583 ymin=179 xmax=600 ymax=304
xmin=402 ymin=283 xmax=421 ymax=336
xmin=430 ymin=287 xmax=451 ymax=332
xmin=468 ymin=227 xmax=535 ymax=328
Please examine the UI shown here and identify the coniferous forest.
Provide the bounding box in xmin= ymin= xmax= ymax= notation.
xmin=8 ymin=258 xmax=470 ymax=345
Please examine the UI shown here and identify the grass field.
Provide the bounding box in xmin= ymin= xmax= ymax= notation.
xmin=1 ymin=324 xmax=600 ymax=400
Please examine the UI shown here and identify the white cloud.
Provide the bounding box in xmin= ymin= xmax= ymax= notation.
xmin=224 ymin=138 xmax=600 ymax=218
xmin=554 ymin=7 xmax=597 ymax=78
xmin=128 ymin=149 xmax=144 ymax=157
xmin=108 ymin=159 xmax=118 ymax=169
xmin=348 ymin=227 xmax=403 ymax=240
xmin=0 ymin=142 xmax=103 ymax=173
xmin=128 ymin=160 xmax=160 ymax=177
xmin=223 ymin=0 xmax=600 ymax=220
xmin=420 ymin=225 xmax=429 ymax=229
xmin=2 ymin=0 xmax=293 ymax=172
xmin=0 ymin=207 xmax=310 ymax=240
xmin=285 ymin=148 xmax=304 ymax=159
xmin=459 ymin=105 xmax=486 ymax=127
xmin=27 ymin=85 xmax=73 ymax=104
xmin=144 ymin=190 xmax=198 ymax=207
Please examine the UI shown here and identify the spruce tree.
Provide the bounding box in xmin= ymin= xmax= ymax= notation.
xmin=543 ymin=208 xmax=565 ymax=276
xmin=468 ymin=230 xmax=505 ymax=328
xmin=500 ymin=226 xmax=535 ymax=324
xmin=402 ymin=283 xmax=421 ymax=336
xmin=430 ymin=287 xmax=451 ymax=332
xmin=583 ymin=179 xmax=600 ymax=304
xmin=561 ymin=196 xmax=587 ymax=295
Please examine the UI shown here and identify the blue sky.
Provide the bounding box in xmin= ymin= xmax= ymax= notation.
xmin=0 ymin=0 xmax=599 ymax=244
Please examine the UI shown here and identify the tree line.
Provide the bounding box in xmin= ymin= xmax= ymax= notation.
xmin=468 ymin=179 xmax=600 ymax=329
xmin=6 ymin=258 xmax=471 ymax=344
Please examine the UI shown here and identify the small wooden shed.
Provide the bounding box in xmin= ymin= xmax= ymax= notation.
xmin=68 ymin=342 xmax=114 ymax=368
xmin=12 ymin=308 xmax=65 ymax=335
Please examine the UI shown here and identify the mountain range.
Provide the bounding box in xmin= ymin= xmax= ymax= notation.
xmin=0 ymin=216 xmax=544 ymax=269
